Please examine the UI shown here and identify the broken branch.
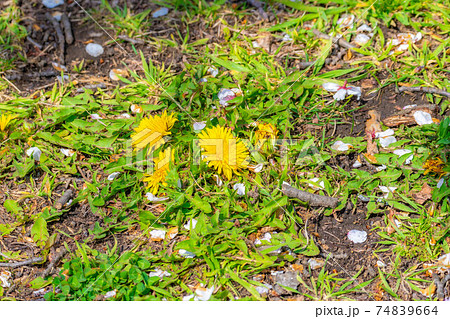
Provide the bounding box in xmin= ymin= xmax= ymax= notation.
xmin=0 ymin=257 xmax=43 ymax=268
xmin=42 ymin=247 xmax=68 ymax=277
xmin=55 ymin=189 xmax=73 ymax=210
xmin=45 ymin=12 xmax=65 ymax=64
xmin=398 ymin=86 xmax=450 ymax=99
xmin=61 ymin=14 xmax=74 ymax=45
xmin=311 ymin=29 xmax=359 ymax=52
xmin=433 ymin=272 xmax=450 ymax=300
xmin=282 ymin=183 xmax=339 ymax=208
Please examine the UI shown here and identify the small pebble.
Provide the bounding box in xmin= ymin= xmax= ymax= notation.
xmin=42 ymin=0 xmax=64 ymax=9
xmin=86 ymin=43 xmax=104 ymax=57
xmin=347 ymin=229 xmax=367 ymax=243
xmin=51 ymin=11 xmax=63 ymax=21
xmin=109 ymin=69 xmax=128 ymax=81
xmin=152 ymin=7 xmax=169 ymax=18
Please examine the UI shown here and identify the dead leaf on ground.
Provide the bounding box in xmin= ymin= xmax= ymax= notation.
xmin=412 ymin=183 xmax=433 ymax=204
xmin=420 ymin=282 xmax=436 ymax=297
xmin=365 ymin=110 xmax=382 ymax=135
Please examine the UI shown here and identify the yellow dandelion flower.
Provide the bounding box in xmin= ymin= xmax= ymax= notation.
xmin=423 ymin=158 xmax=445 ymax=176
xmin=143 ymin=147 xmax=174 ymax=194
xmin=0 ymin=113 xmax=15 ymax=132
xmin=198 ymin=126 xmax=250 ymax=180
xmin=132 ymin=110 xmax=177 ymax=152
xmin=254 ymin=122 xmax=278 ymax=149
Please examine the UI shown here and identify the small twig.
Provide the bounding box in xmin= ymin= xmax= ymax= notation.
xmin=361 ymin=155 xmax=378 ymax=174
xmin=247 ymin=0 xmax=264 ymax=8
xmin=433 ymin=273 xmax=450 ymax=300
xmin=282 ymin=183 xmax=339 ymax=208
xmin=75 ymin=83 xmax=107 ymax=93
xmin=5 ymin=70 xmax=59 ymax=81
xmin=42 ymin=247 xmax=67 ymax=277
xmin=395 ymin=104 xmax=437 ymax=116
xmin=26 ymin=36 xmax=43 ymax=50
xmin=311 ymin=29 xmax=359 ymax=52
xmin=0 ymin=257 xmax=43 ymax=268
xmin=246 ymin=0 xmax=268 ymax=20
xmin=397 ymin=86 xmax=450 ymax=99
xmin=117 ymin=35 xmax=145 ymax=45
xmin=61 ymin=14 xmax=74 ymax=45
xmin=45 ymin=12 xmax=65 ymax=64
xmin=55 ymin=189 xmax=73 ymax=210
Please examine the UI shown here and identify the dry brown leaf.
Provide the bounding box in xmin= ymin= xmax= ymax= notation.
xmin=365 ymin=110 xmax=382 ymax=135
xmin=291 ymin=264 xmax=304 ymax=272
xmin=420 ymin=282 xmax=436 ymax=297
xmin=256 ymin=32 xmax=272 ymax=53
xmin=412 ymin=183 xmax=433 ymax=204
xmin=366 ymin=134 xmax=379 ymax=155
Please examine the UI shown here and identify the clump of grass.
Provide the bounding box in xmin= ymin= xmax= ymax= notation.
xmin=0 ymin=0 xmax=27 ymax=72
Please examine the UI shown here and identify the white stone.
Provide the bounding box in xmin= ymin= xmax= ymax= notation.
xmin=42 ymin=0 xmax=64 ymax=9
xmin=352 ymin=159 xmax=362 ymax=168
xmin=152 ymin=7 xmax=169 ymax=18
xmin=85 ymin=43 xmax=104 ymax=57
xmin=355 ymin=33 xmax=371 ymax=46
xmin=347 ymin=229 xmax=367 ymax=243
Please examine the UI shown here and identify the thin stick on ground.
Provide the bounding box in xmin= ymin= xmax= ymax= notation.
xmin=311 ymin=29 xmax=359 ymax=52
xmin=281 ymin=183 xmax=339 ymax=208
xmin=55 ymin=189 xmax=73 ymax=210
xmin=117 ymin=35 xmax=145 ymax=45
xmin=433 ymin=273 xmax=450 ymax=300
xmin=61 ymin=14 xmax=74 ymax=45
xmin=45 ymin=12 xmax=65 ymax=64
xmin=0 ymin=257 xmax=43 ymax=268
xmin=26 ymin=36 xmax=43 ymax=50
xmin=42 ymin=248 xmax=68 ymax=277
xmin=397 ymin=86 xmax=450 ymax=98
